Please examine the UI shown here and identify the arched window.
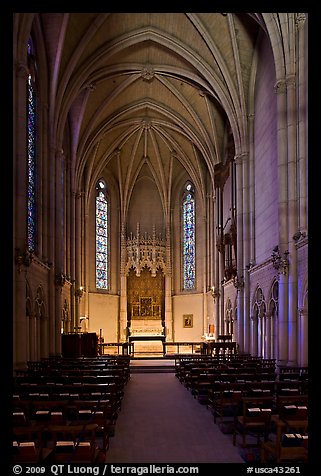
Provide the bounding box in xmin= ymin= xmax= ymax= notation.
xmin=269 ymin=280 xmax=279 ymax=360
xmin=27 ymin=37 xmax=37 ymax=252
xmin=95 ymin=179 xmax=109 ymax=289
xmin=182 ymin=182 xmax=195 ymax=290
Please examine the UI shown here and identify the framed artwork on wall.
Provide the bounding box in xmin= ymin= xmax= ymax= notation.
xmin=183 ymin=314 xmax=193 ymax=328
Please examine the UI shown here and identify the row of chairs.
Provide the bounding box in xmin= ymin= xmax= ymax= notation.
xmin=13 ymin=355 xmax=130 ymax=463
xmin=176 ymin=356 xmax=308 ymax=463
xmin=13 ymin=422 xmax=106 ymax=463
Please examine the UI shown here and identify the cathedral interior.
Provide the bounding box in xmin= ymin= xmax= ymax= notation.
xmin=11 ymin=11 xmax=310 ymax=467
xmin=13 ymin=13 xmax=308 ymax=369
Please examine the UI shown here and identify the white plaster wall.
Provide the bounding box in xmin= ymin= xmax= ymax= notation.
xmin=172 ymin=293 xmax=203 ymax=341
xmin=88 ymin=293 xmax=119 ymax=341
xmin=254 ymin=35 xmax=278 ymax=264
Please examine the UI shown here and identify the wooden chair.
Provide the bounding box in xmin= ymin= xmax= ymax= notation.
xmin=47 ymin=423 xmax=100 ymax=463
xmin=211 ymin=383 xmax=245 ymax=427
xmin=12 ymin=425 xmax=53 ymax=463
xmin=261 ymin=419 xmax=308 ymax=463
xmin=233 ymin=396 xmax=274 ymax=447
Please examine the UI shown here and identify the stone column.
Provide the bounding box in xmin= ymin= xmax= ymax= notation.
xmin=242 ymin=152 xmax=251 ymax=353
xmin=250 ymin=314 xmax=258 ymax=356
xmin=286 ymin=75 xmax=298 ymax=366
xmin=274 ymin=78 xmax=289 ymax=366
xmin=298 ymin=308 xmax=308 ymax=367
xmin=13 ymin=62 xmax=29 ymax=370
xmin=265 ymin=313 xmax=272 ymax=359
xmin=55 ymin=149 xmax=64 ymax=354
xmin=235 ymin=153 xmax=246 ymax=351
xmin=203 ymin=214 xmax=208 ymax=336
xmin=69 ymin=185 xmax=76 ymax=332
xmin=296 ymin=14 xmax=307 ymax=234
xmin=74 ymin=191 xmax=82 ymax=332
xmin=214 ymin=187 xmax=221 ymax=340
xmin=165 ymin=222 xmax=173 ymax=341
xmin=119 ymin=222 xmax=128 ymax=341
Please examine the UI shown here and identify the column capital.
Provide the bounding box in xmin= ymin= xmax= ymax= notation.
xmin=295 ymin=13 xmax=306 ymax=30
xmin=274 ymin=79 xmax=287 ymax=94
xmin=234 ymin=152 xmax=248 ymax=164
xmin=286 ymin=75 xmax=296 ymax=90
xmin=298 ymin=308 xmax=308 ymax=318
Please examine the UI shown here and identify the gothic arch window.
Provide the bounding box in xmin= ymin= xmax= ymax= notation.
xmin=182 ymin=181 xmax=195 ymax=290
xmin=95 ymin=179 xmax=109 ymax=289
xmin=268 ymin=280 xmax=279 ymax=360
xmin=253 ymin=287 xmax=267 ymax=357
xmin=27 ymin=37 xmax=37 ymax=253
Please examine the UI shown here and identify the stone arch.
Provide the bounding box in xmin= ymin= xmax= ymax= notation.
xmin=250 ymin=286 xmax=266 ymax=357
xmin=266 ymin=279 xmax=279 ymax=360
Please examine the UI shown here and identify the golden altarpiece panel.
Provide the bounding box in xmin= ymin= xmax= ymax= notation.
xmin=127 ymin=267 xmax=164 ymax=320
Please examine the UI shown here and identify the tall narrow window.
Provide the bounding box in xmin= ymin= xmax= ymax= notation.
xmin=96 ymin=179 xmax=108 ymax=289
xmin=182 ymin=182 xmax=195 ymax=290
xmin=27 ymin=38 xmax=37 ymax=252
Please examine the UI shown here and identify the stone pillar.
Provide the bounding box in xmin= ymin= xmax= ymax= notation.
xmin=277 ymin=273 xmax=288 ymax=365
xmin=69 ymin=185 xmax=76 ymax=333
xmin=286 ymin=75 xmax=298 ymax=366
xmin=296 ymin=13 xmax=307 ymax=234
xmin=265 ymin=313 xmax=272 ymax=359
xmin=235 ymin=153 xmax=246 ymax=351
xmin=250 ymin=315 xmax=258 ymax=356
xmin=13 ymin=61 xmax=29 ymax=371
xmin=47 ymin=144 xmax=56 ymax=356
xmin=119 ymin=222 xmax=128 ymax=341
xmin=55 ymin=149 xmax=64 ymax=354
xmin=298 ymin=308 xmax=308 ymax=367
xmin=165 ymin=223 xmax=173 ymax=341
xmin=242 ymin=152 xmax=251 ymax=353
xmin=74 ymin=191 xmax=82 ymax=332
xmin=203 ymin=214 xmax=208 ymax=336
xmin=274 ymin=78 xmax=289 ymax=366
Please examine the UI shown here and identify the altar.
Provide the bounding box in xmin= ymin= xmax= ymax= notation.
xmin=129 ymin=320 xmax=165 ymax=355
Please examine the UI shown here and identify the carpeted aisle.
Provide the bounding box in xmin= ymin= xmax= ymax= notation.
xmin=106 ymin=372 xmax=245 ymax=463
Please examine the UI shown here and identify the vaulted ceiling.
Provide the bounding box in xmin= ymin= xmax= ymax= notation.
xmin=20 ymin=13 xmax=263 ymax=214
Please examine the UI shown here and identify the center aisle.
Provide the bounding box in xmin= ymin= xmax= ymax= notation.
xmin=106 ymin=371 xmax=244 ymax=463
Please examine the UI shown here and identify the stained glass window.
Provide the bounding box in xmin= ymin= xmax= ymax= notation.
xmin=27 ymin=38 xmax=37 ymax=252
xmin=96 ymin=180 xmax=108 ymax=289
xmin=183 ymin=182 xmax=195 ymax=289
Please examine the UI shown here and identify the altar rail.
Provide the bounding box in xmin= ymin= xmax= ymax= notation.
xmin=164 ymin=341 xmax=237 ymax=357
xmin=99 ymin=343 xmax=134 ymax=356
xmin=99 ymin=340 xmax=237 ymax=357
